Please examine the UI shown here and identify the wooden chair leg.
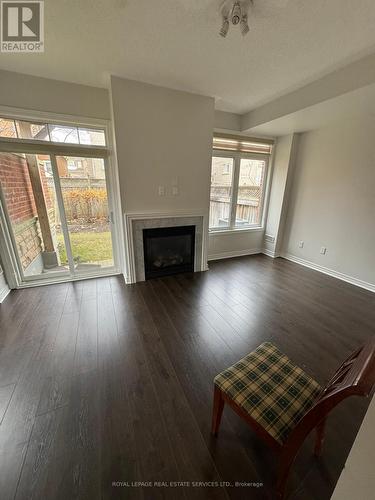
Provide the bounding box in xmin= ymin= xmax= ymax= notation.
xmin=276 ymin=447 xmax=299 ymax=500
xmin=314 ymin=419 xmax=326 ymax=457
xmin=211 ymin=386 xmax=225 ymax=436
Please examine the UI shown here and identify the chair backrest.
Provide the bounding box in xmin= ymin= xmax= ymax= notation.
xmin=319 ymin=337 xmax=375 ymax=401
xmin=285 ymin=337 xmax=375 ymax=450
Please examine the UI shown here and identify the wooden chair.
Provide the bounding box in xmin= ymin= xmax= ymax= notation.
xmin=211 ymin=339 xmax=375 ymax=499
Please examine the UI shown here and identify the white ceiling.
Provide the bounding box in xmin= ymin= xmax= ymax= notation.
xmin=1 ymin=0 xmax=375 ymax=113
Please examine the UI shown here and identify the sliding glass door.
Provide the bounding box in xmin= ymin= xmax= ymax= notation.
xmin=0 ymin=115 xmax=119 ymax=286
xmin=0 ymin=152 xmax=70 ymax=280
xmin=0 ymin=151 xmax=117 ymax=284
xmin=54 ymin=155 xmax=115 ymax=273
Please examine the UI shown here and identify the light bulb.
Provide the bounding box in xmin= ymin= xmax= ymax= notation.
xmin=231 ymin=2 xmax=241 ymax=25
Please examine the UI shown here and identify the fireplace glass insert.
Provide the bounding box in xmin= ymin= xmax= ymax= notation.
xmin=143 ymin=225 xmax=195 ymax=279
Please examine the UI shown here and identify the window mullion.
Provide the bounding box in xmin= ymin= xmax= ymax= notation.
xmin=230 ymin=154 xmax=240 ymax=229
xmin=50 ymin=155 xmax=76 ymax=275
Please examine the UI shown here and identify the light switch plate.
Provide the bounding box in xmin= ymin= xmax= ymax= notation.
xmin=320 ymin=246 xmax=327 ymax=255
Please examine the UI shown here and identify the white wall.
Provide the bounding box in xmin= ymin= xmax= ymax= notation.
xmin=0 ymin=69 xmax=110 ymax=120
xmin=208 ymin=230 xmax=264 ymax=260
xmin=263 ymin=134 xmax=298 ymax=256
xmin=264 ymin=136 xmax=292 ymax=248
xmin=110 ymin=76 xmax=281 ymax=262
xmin=110 ymin=77 xmax=215 ymax=213
xmin=214 ymin=110 xmax=241 ymax=132
xmin=331 ymin=396 xmax=375 ymax=500
xmin=282 ymin=115 xmax=375 ymax=287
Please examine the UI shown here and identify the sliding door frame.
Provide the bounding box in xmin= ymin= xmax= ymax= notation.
xmin=49 ymin=154 xmax=76 ymax=275
xmin=0 ymin=184 xmax=21 ymax=288
xmin=0 ymin=107 xmax=124 ymax=288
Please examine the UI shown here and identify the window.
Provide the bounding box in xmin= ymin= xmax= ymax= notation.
xmin=210 ymin=157 xmax=234 ymax=229
xmin=235 ymin=158 xmax=266 ymax=227
xmin=0 ymin=112 xmax=118 ymax=287
xmin=209 ymin=135 xmax=272 ymax=231
xmin=0 ymin=117 xmax=106 ymax=146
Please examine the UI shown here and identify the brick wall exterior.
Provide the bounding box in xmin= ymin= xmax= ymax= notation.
xmin=0 ymin=153 xmax=36 ymax=223
xmin=0 ymin=153 xmax=45 ymax=271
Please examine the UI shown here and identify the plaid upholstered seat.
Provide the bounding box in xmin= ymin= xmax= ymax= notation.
xmin=214 ymin=342 xmax=322 ymax=444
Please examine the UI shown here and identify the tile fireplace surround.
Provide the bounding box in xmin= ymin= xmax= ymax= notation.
xmin=123 ymin=211 xmax=209 ymax=283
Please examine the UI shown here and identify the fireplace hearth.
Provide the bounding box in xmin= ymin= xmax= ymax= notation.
xmin=143 ymin=225 xmax=195 ymax=279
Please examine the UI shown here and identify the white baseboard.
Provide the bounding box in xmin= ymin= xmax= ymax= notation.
xmin=208 ymin=248 xmax=261 ymax=261
xmin=281 ymin=253 xmax=375 ymax=293
xmin=262 ymin=248 xmax=280 ymax=258
xmin=0 ymin=286 xmax=10 ymax=303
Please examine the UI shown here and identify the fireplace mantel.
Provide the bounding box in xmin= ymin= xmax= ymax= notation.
xmin=123 ymin=210 xmax=209 ymax=283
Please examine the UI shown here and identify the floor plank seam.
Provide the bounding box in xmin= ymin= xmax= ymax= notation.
xmin=0 ymin=383 xmax=17 ymax=425
xmin=139 ymin=283 xmax=240 ymax=499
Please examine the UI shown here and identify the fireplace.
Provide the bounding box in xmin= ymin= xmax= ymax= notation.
xmin=143 ymin=225 xmax=195 ymax=279
xmin=124 ymin=212 xmax=206 ymax=283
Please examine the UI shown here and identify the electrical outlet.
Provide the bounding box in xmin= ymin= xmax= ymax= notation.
xmin=158 ymin=186 xmax=165 ymax=196
xmin=298 ymin=241 xmax=304 ymax=248
xmin=320 ymin=246 xmax=327 ymax=255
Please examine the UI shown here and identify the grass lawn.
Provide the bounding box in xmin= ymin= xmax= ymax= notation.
xmin=57 ymin=232 xmax=113 ymax=265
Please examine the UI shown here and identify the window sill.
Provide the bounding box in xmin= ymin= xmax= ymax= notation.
xmin=209 ymin=227 xmax=264 ymax=235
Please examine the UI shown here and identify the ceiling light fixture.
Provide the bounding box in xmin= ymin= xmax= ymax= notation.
xmin=219 ymin=0 xmax=251 ymax=38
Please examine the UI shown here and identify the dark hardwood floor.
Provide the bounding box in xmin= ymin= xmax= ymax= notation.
xmin=0 ymin=255 xmax=374 ymax=500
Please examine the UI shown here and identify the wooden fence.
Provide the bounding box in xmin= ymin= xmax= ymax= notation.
xmin=210 ymin=185 xmax=261 ymax=227
xmin=47 ymin=178 xmax=108 ymax=222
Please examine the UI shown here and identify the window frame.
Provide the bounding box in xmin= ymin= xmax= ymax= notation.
xmin=209 ymin=149 xmax=270 ymax=233
xmin=0 ymin=105 xmax=125 ymax=288
xmin=0 ymin=107 xmax=109 ymax=152
xmin=0 ymin=113 xmax=107 ymax=148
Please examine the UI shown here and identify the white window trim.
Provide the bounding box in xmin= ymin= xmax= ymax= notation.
xmin=209 ymin=149 xmax=270 ymax=233
xmin=0 ymin=105 xmax=126 ymax=288
xmin=0 ymin=107 xmax=108 ymax=155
